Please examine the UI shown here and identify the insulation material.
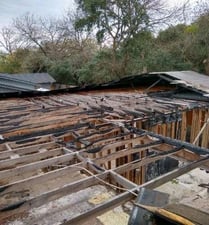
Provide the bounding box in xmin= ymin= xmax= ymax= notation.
xmin=88 ymin=192 xmax=113 ymax=205
xmin=97 ymin=209 xmax=129 ymax=225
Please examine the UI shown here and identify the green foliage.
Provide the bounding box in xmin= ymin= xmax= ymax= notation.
xmin=1 ymin=2 xmax=209 ymax=85
xmin=0 ymin=49 xmax=30 ymax=73
xmin=148 ymin=49 xmax=192 ymax=72
xmin=22 ymin=50 xmax=48 ymax=73
xmin=185 ymin=24 xmax=198 ymax=34
xmin=48 ymin=60 xmax=78 ymax=85
xmin=77 ymin=49 xmax=115 ymax=85
xmin=158 ymin=24 xmax=187 ymax=43
xmin=75 ymin=0 xmax=151 ymax=46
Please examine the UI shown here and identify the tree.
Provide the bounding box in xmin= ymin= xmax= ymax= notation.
xmin=0 ymin=48 xmax=30 ymax=73
xmin=75 ymin=0 xmax=185 ymax=77
xmin=0 ymin=26 xmax=24 ymax=54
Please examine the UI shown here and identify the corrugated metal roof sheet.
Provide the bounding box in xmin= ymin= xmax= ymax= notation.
xmin=0 ymin=73 xmax=55 ymax=93
xmin=152 ymin=71 xmax=209 ymax=94
xmin=0 ymin=73 xmax=56 ymax=84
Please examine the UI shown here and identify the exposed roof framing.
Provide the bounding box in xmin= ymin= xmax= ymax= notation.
xmin=0 ymin=88 xmax=209 ymax=224
xmin=0 ymin=122 xmax=209 ymax=223
xmin=0 ymin=91 xmax=208 ymax=141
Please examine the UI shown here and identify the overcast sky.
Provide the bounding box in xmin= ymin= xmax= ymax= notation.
xmin=0 ymin=0 xmax=75 ymax=27
xmin=0 ymin=0 xmax=196 ymax=28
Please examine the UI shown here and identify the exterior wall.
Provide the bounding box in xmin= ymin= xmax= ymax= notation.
xmin=140 ymin=108 xmax=209 ymax=148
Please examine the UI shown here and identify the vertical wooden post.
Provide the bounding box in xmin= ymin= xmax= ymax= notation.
xmin=140 ymin=149 xmax=146 ymax=184
xmin=190 ymin=109 xmax=201 ymax=144
xmin=180 ymin=111 xmax=187 ymax=141
xmin=171 ymin=122 xmax=175 ymax=139
xmin=201 ymin=110 xmax=209 ymax=148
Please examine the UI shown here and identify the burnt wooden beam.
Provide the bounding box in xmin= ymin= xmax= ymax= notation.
xmin=126 ymin=125 xmax=209 ymax=155
xmin=85 ymin=135 xmax=148 ymax=154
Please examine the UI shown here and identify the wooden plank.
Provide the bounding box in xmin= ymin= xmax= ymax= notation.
xmin=113 ymin=147 xmax=182 ymax=175
xmin=171 ymin=122 xmax=175 ymax=139
xmin=0 ymin=162 xmax=85 ymax=196
xmin=0 ymin=141 xmax=57 ymax=160
xmin=0 ymin=172 xmax=109 ymax=221
xmin=152 ymin=145 xmax=202 ymax=163
xmin=135 ymin=168 xmax=141 ymax=185
xmin=110 ymin=171 xmax=137 ymax=189
xmin=190 ymin=109 xmax=199 ymax=143
xmin=0 ymin=153 xmax=75 ymax=182
xmin=83 ymin=128 xmax=121 ymax=143
xmin=166 ymin=123 xmax=171 ymax=138
xmin=140 ymin=150 xmax=146 ymax=184
xmin=87 ymin=135 xmax=147 ymax=152
xmin=87 ymin=135 xmax=150 ymax=154
xmin=94 ymin=142 xmax=162 ymax=165
xmin=127 ymin=126 xmax=209 ymax=155
xmin=0 ymin=148 xmax=63 ymax=170
xmin=180 ymin=111 xmax=187 ymax=141
xmin=9 ymin=135 xmax=53 ymax=148
xmin=201 ymin=110 xmax=209 ymax=148
xmin=127 ymin=142 xmax=133 ymax=181
xmin=161 ymin=124 xmax=167 ymax=137
xmin=3 ymin=114 xmax=92 ymax=139
xmin=165 ymin=204 xmax=209 ymax=225
xmin=63 ymin=188 xmax=136 ymax=225
xmin=63 ymin=156 xmax=209 ymax=225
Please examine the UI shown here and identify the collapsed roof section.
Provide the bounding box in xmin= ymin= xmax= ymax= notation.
xmin=0 ymin=70 xmax=209 ymax=101
xmin=154 ymin=71 xmax=209 ymax=95
xmin=96 ymin=71 xmax=209 ymax=100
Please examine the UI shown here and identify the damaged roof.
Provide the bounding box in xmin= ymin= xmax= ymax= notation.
xmin=0 ymin=76 xmax=209 ymax=224
xmin=0 ymin=91 xmax=208 ymax=141
xmin=97 ymin=71 xmax=209 ymax=98
xmin=0 ymin=70 xmax=209 ymax=99
xmin=0 ymin=89 xmax=209 ymax=224
xmin=152 ymin=71 xmax=209 ymax=95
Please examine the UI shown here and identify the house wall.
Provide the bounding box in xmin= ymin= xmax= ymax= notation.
xmin=138 ymin=108 xmax=209 ymax=149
